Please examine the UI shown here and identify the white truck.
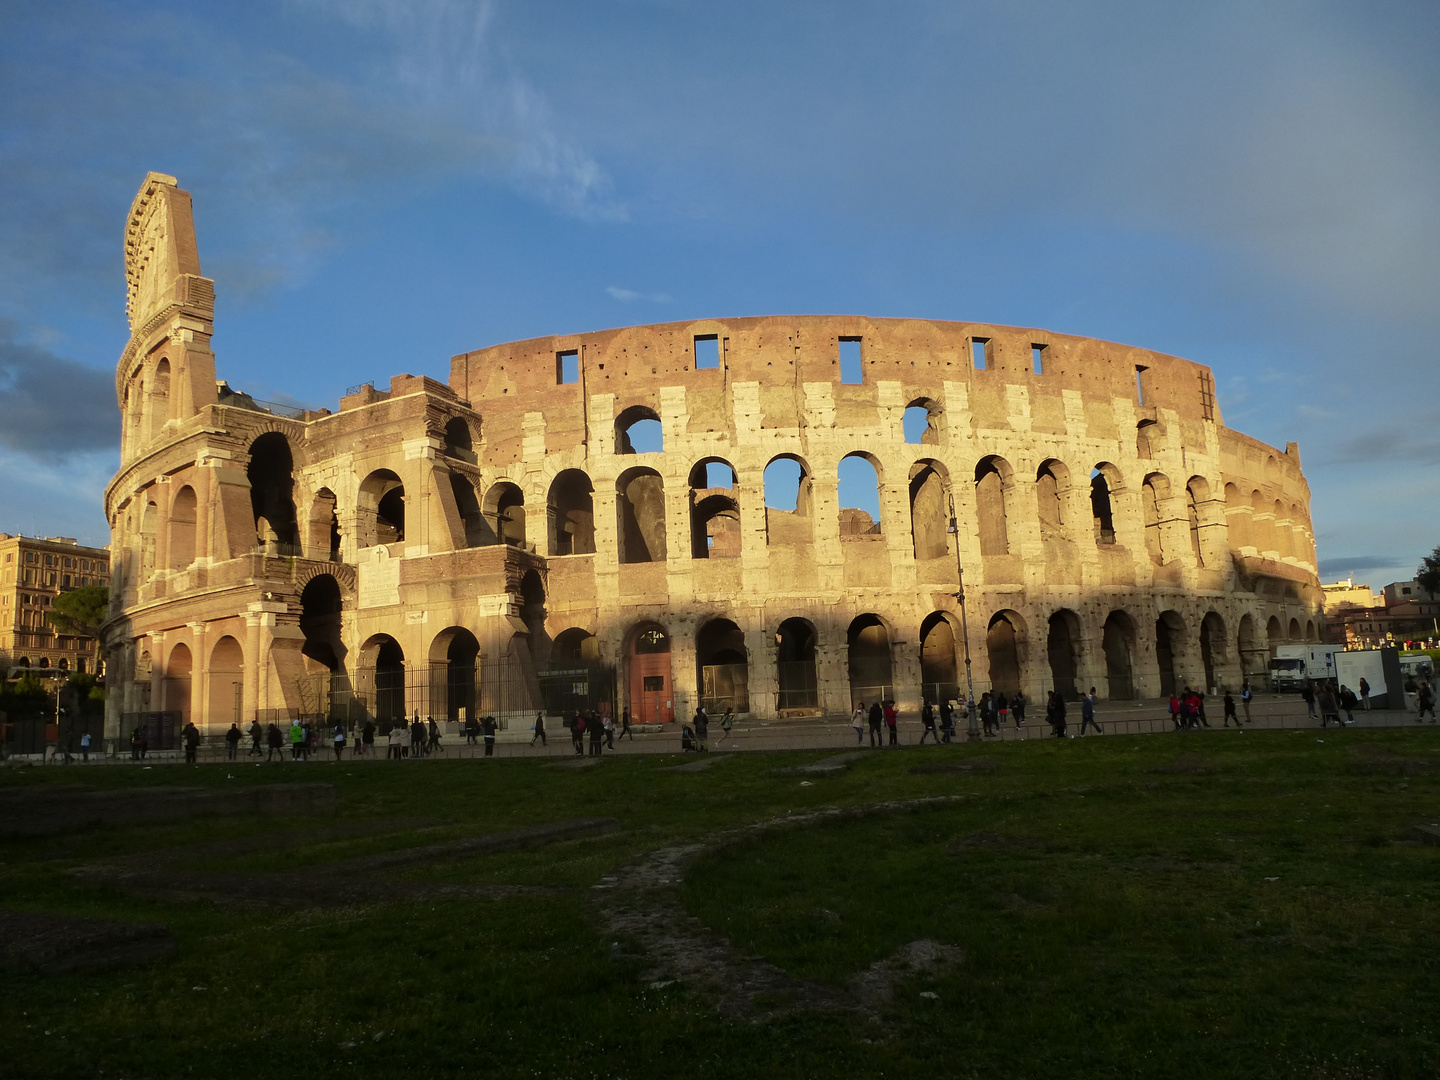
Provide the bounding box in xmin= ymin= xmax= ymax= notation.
xmin=1268 ymin=645 xmax=1341 ymax=691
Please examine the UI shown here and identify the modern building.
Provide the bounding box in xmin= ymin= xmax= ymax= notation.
xmin=103 ymin=173 xmax=1326 ymax=739
xmin=0 ymin=534 xmax=110 ymax=677
xmin=1327 ymin=578 xmax=1440 ymax=649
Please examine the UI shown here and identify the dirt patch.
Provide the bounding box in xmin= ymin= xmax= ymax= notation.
xmin=848 ymin=939 xmax=963 ymax=1005
xmin=0 ymin=909 xmax=173 ymax=974
xmin=911 ymin=758 xmax=997 ymax=776
xmin=772 ymin=752 xmax=868 ymax=777
xmin=595 ymin=796 xmax=963 ymax=1022
xmin=659 ymin=756 xmax=731 ymax=774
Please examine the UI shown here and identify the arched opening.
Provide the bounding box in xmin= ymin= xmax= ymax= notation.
xmin=1142 ymin=473 xmax=1169 ymax=565
xmin=1155 ymin=611 xmax=1186 ymax=697
xmin=1225 ymin=483 xmax=1250 ymax=549
xmin=920 ymin=612 xmax=959 ymax=705
xmin=442 ymin=417 xmax=475 ymax=461
xmin=548 ymin=469 xmax=596 ymax=556
xmin=1136 ymin=418 xmax=1158 ymax=459
xmin=1238 ymin=614 xmax=1262 ymax=685
xmin=838 ymin=453 xmax=883 ymax=538
xmin=1201 ymin=611 xmax=1226 ymax=691
xmin=628 ymin=623 xmax=673 ymax=725
xmin=309 ymin=488 xmax=341 ymax=561
xmin=1266 ymin=616 xmax=1284 ymax=648
xmin=689 ymin=459 xmax=740 ymax=560
xmin=1047 ymin=609 xmax=1081 ymax=700
xmin=168 ymin=486 xmax=197 ymax=570
xmin=362 ymin=635 xmax=406 ymax=724
xmin=1091 ymin=465 xmax=1119 ymax=545
xmin=1251 ymin=489 xmax=1272 ymax=554
xmin=903 ymin=399 xmax=942 ymax=445
xmin=1274 ymin=499 xmax=1292 ymax=560
xmin=697 ymin=618 xmax=749 ymax=714
xmin=139 ymin=500 xmax=159 ymax=584
xmin=775 ymin=618 xmax=818 ymax=713
xmin=207 ymin=636 xmax=244 ymax=731
xmin=450 ymin=474 xmax=486 ymax=547
xmin=430 ymin=627 xmax=479 ymax=723
xmin=484 ymin=482 xmax=526 ymax=547
xmin=1102 ymin=611 xmax=1136 ymax=700
xmin=1036 ymin=460 xmax=1067 ymax=541
xmin=847 ymin=615 xmax=893 ymax=709
xmin=975 ymin=457 xmax=1010 ymax=556
xmin=247 ymin=433 xmax=299 ymax=553
xmin=552 ymin=627 xmax=598 ymax=665
xmin=38 ymin=657 xmax=49 ymax=669
xmin=986 ymin=611 xmax=1022 ymax=694
xmin=544 ymin=628 xmax=601 ymax=716
xmin=1305 ymin=619 xmax=1317 ymax=643
xmin=909 ymin=460 xmax=950 ymax=561
xmin=617 ymin=468 xmax=666 ymax=563
xmin=148 ymin=359 xmax=171 ymax=443
xmin=616 ymin=405 xmax=663 ymax=454
xmin=164 ymin=642 xmax=192 ymax=724
xmin=300 ymin=574 xmax=344 ymax=674
xmin=358 ymin=470 xmax=405 ymax=548
xmin=520 ymin=569 xmax=548 ymax=659
xmin=1288 ymin=618 xmax=1302 ymax=641
xmin=764 ymin=456 xmax=812 ymax=546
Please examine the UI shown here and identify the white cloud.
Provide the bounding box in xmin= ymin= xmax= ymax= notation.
xmin=606 ymin=286 xmax=673 ymax=304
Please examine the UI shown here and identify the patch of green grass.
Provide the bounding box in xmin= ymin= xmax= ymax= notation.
xmin=3 ymin=730 xmax=1440 ymax=1077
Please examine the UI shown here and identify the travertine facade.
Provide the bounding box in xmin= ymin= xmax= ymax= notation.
xmin=103 ymin=174 xmax=1324 ymax=740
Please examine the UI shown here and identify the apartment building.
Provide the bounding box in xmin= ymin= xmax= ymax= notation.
xmin=0 ymin=534 xmax=110 ymax=677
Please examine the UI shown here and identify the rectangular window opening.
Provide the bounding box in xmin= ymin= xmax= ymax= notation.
xmin=556 ymin=350 xmax=579 ymax=385
xmin=972 ymin=338 xmax=989 ymax=370
xmin=1135 ymin=364 xmax=1149 ymax=405
xmin=694 ymin=334 xmax=720 ymax=370
xmin=1031 ymin=344 xmax=1046 ymax=375
xmin=839 ymin=337 xmax=863 ymax=384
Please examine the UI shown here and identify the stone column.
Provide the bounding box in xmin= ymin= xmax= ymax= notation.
xmin=149 ymin=632 xmax=166 ymax=714
xmin=189 ymin=622 xmax=208 ymax=730
xmin=243 ymin=610 xmax=262 ymax=730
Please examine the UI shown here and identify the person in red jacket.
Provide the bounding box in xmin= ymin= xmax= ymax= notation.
xmin=883 ymin=701 xmax=898 ymax=746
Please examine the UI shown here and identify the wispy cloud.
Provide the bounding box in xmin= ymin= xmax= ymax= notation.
xmin=0 ymin=321 xmax=118 ymax=459
xmin=606 ymin=286 xmax=673 ymax=304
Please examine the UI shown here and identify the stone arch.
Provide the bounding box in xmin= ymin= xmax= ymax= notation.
xmin=616 ymin=404 xmax=663 ymax=454
xmin=1274 ymin=499 xmax=1292 ymax=559
xmin=552 ymin=627 xmax=598 ymax=665
xmin=1091 ymin=463 xmax=1121 ymax=546
xmin=164 ymin=641 xmax=192 ymax=723
xmin=986 ymin=609 xmax=1025 ymax=695
xmin=617 ymin=466 xmax=666 ymax=563
xmin=775 ymin=617 xmax=819 ymax=713
xmin=167 ymin=485 xmax=197 ymax=570
xmin=1200 ymin=611 xmax=1227 ymax=691
xmin=697 ymin=618 xmax=749 ymax=713
xmin=450 ymin=473 xmax=486 ymax=548
xmin=247 ymin=432 xmax=299 ymax=553
xmin=974 ymin=456 xmax=1011 ymax=556
xmin=1142 ymin=472 xmax=1171 ymax=565
xmin=482 ymin=481 xmax=526 ymax=547
xmin=690 ymin=459 xmax=741 ymax=559
xmin=1225 ymin=482 xmax=1250 ymax=550
xmin=207 ymin=635 xmax=244 ymax=731
xmin=149 ymin=358 xmax=171 ymax=442
xmin=764 ymin=455 xmax=813 ymax=546
xmin=299 ymin=574 xmax=344 ymax=674
xmin=847 ymin=614 xmax=893 ymax=709
xmin=1046 ymin=609 xmax=1082 ymax=699
xmin=838 ymin=452 xmax=883 ymax=537
xmin=1250 ymin=489 xmax=1273 ymax=554
xmin=442 ymin=417 xmax=475 ymax=460
xmin=307 ymin=487 xmax=342 ymax=560
xmin=1238 ymin=613 xmax=1262 ymax=685
xmin=429 ymin=626 xmax=479 ymax=722
xmin=360 ymin=633 xmax=406 ymax=723
xmin=548 ymin=469 xmax=596 ymax=556
xmin=909 ymin=459 xmax=950 ymax=561
xmin=1288 ymin=617 xmax=1302 ymax=641
xmin=1186 ymin=477 xmax=1210 ymax=567
xmin=919 ymin=611 xmax=960 ymax=704
xmin=1305 ymin=618 xmax=1317 ymax=643
xmin=1101 ymin=610 xmax=1137 ymax=700
xmin=357 ymin=469 xmax=405 ymax=548
xmin=1155 ymin=610 xmax=1188 ymax=697
xmin=903 ymin=397 xmax=943 ymax=445
xmin=1036 ymin=459 xmax=1070 ymax=542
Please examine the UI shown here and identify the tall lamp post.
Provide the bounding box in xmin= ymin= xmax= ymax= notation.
xmin=946 ymin=492 xmax=980 ymax=742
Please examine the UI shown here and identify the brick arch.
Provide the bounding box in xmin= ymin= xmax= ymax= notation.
xmin=296 ymin=561 xmax=356 ymax=597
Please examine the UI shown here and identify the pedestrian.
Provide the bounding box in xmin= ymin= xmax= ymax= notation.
xmin=603 ymin=712 xmax=615 ymax=749
xmin=1301 ymin=682 xmax=1317 ymax=720
xmin=333 ymin=723 xmax=346 ymax=760
xmin=1168 ymin=693 xmax=1181 ymax=730
xmin=80 ymin=731 xmax=91 ymax=762
xmin=249 ymin=719 xmax=264 ymax=755
xmin=868 ymin=701 xmax=883 ymax=748
xmin=619 ymin=708 xmax=633 ymax=741
xmin=361 ymin=721 xmax=374 ymax=758
xmin=266 ymin=723 xmax=282 ymax=761
xmin=398 ymin=720 xmax=411 ymax=759
xmin=1358 ymin=676 xmax=1371 ymax=711
xmin=693 ymin=706 xmax=708 ymax=752
xmin=1194 ymin=690 xmax=1210 ymax=728
xmin=588 ymin=711 xmax=604 ymax=756
xmin=940 ymin=698 xmax=954 ymax=743
xmin=531 ymin=711 xmax=547 ymax=747
xmin=1079 ymin=687 xmax=1102 ymax=736
xmin=130 ymin=726 xmax=143 ymax=761
xmin=289 ymin=719 xmax=305 ymax=760
xmin=1338 ymin=684 xmax=1358 ymax=726
xmin=1318 ymin=685 xmax=1343 ymax=727
xmin=411 ymin=715 xmax=427 ymax=759
xmin=718 ymin=708 xmax=734 ymax=745
xmin=387 ymin=724 xmax=401 ymax=759
xmin=483 ymin=715 xmax=498 ymax=756
xmin=183 ymin=720 xmax=200 ymax=764
xmin=1223 ymin=690 xmax=1240 ymax=728
xmin=1241 ymin=681 xmax=1253 ymax=724
xmin=1047 ymin=691 xmax=1068 ymax=738
xmin=1419 ymin=681 xmax=1437 ymax=722
xmin=427 ymin=717 xmax=443 ymax=755
xmin=883 ymin=700 xmax=898 ymax=746
xmin=978 ymin=691 xmax=995 ymax=737
xmin=570 ymin=712 xmax=585 ymax=755
xmin=225 ymin=722 xmax=241 ymax=760
xmin=919 ymin=700 xmax=941 ymax=744
xmin=851 ymin=702 xmax=867 ymax=744
xmin=996 ymin=692 xmax=1009 ymax=729
xmin=465 ymin=715 xmax=480 ymax=745
xmin=1012 ymin=690 xmax=1026 ymax=727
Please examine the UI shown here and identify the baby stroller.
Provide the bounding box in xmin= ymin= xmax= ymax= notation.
xmin=681 ymin=725 xmax=697 ymax=752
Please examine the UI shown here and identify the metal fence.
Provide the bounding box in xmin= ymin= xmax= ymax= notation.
xmin=776 ymin=660 xmax=819 ymax=712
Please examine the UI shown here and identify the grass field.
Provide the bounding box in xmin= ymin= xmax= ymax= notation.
xmin=2 ymin=727 xmax=1439 ymax=1079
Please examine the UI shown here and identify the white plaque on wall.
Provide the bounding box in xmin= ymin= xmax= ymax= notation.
xmin=357 ymin=547 xmax=401 ymax=608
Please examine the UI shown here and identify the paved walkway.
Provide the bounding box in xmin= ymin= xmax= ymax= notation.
xmin=16 ymin=696 xmax=1435 ymax=768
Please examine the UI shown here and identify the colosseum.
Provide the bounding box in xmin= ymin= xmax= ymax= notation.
xmin=102 ymin=173 xmax=1324 ymax=743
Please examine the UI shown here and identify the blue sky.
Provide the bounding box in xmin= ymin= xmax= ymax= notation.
xmin=1 ymin=0 xmax=1436 ymax=587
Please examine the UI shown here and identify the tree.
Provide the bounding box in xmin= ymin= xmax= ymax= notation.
xmin=1418 ymin=546 xmax=1440 ymax=598
xmin=45 ymin=585 xmax=109 ymax=638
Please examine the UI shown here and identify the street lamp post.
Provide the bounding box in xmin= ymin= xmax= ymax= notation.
xmin=946 ymin=492 xmax=980 ymax=743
